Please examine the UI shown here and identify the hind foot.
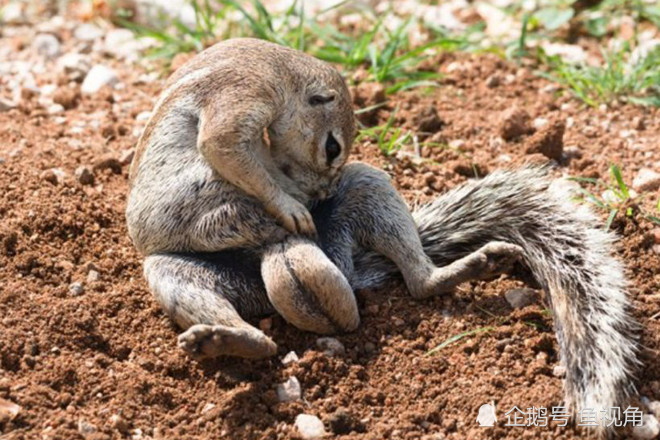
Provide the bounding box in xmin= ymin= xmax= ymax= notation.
xmin=473 ymin=241 xmax=524 ymax=279
xmin=178 ymin=324 xmax=278 ymax=359
xmin=411 ymin=241 xmax=523 ymax=299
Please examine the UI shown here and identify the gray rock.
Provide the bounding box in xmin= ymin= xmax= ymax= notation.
xmin=504 ymin=288 xmax=539 ymax=308
xmin=316 ymin=337 xmax=345 ymax=356
xmin=632 ymin=168 xmax=660 ymax=192
xmin=32 ymin=34 xmax=61 ymax=59
xmin=295 ymin=414 xmax=326 ymax=439
xmin=81 ymin=65 xmax=118 ymax=94
xmin=276 ymin=376 xmax=301 ymax=402
xmin=69 ymin=282 xmax=84 ymax=296
xmin=632 ymin=414 xmax=660 ymax=440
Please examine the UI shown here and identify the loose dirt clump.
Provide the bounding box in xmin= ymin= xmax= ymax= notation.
xmin=0 ymin=19 xmax=659 ymax=440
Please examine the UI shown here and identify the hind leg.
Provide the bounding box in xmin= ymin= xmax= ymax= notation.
xmin=144 ymin=253 xmax=277 ymax=359
xmin=261 ymin=237 xmax=359 ymax=335
xmin=315 ymin=163 xmax=523 ymax=298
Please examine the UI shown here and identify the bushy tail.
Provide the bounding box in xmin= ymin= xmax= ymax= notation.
xmin=353 ymin=167 xmax=639 ymax=433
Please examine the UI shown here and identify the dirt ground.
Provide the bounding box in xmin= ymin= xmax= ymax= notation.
xmin=1 ymin=17 xmax=660 ymax=440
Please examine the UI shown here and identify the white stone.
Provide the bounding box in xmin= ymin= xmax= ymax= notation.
xmin=1 ymin=3 xmax=26 ymax=24
xmin=78 ymin=419 xmax=97 ymax=436
xmin=316 ymin=337 xmax=345 ymax=356
xmin=276 ymin=376 xmax=301 ymax=402
xmin=541 ymin=42 xmax=587 ymax=64
xmin=32 ymin=34 xmax=61 ymax=59
xmin=69 ymin=282 xmax=84 ymax=296
xmin=47 ymin=104 xmax=64 ymax=114
xmin=87 ymin=270 xmax=100 ymax=283
xmin=281 ymin=351 xmax=299 ymax=365
xmin=533 ymin=118 xmax=549 ymax=129
xmin=632 ymin=414 xmax=660 ymax=440
xmin=0 ymin=398 xmax=20 ymax=420
xmin=602 ymin=189 xmax=620 ymax=205
xmin=201 ymin=403 xmax=216 ymax=414
xmin=0 ymin=97 xmax=16 ymax=112
xmin=136 ymin=111 xmax=151 ymax=122
xmin=552 ymin=365 xmax=566 ymax=378
xmin=632 ymin=168 xmax=660 ymax=192
xmin=74 ymin=23 xmax=104 ymax=41
xmin=57 ymin=53 xmax=91 ymax=81
xmin=81 ymin=65 xmax=118 ymax=94
xmin=295 ymin=414 xmax=326 ymax=439
xmin=104 ymin=29 xmax=140 ymax=60
xmin=647 ymin=400 xmax=660 ymax=419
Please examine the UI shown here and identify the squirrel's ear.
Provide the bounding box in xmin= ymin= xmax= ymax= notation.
xmin=308 ymin=89 xmax=337 ymax=106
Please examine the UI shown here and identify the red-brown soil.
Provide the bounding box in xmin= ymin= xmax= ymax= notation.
xmin=1 ymin=21 xmax=659 ymax=440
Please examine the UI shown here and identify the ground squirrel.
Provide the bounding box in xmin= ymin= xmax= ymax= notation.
xmin=126 ymin=38 xmax=638 ymax=437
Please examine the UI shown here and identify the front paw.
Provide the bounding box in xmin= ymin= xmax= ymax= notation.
xmin=268 ymin=194 xmax=317 ymax=236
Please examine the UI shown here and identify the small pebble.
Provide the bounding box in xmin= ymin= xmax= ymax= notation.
xmin=552 ymin=365 xmax=566 ymax=378
xmin=109 ymin=414 xmax=129 ymax=433
xmin=201 ymin=403 xmax=216 ymax=414
xmin=81 ymin=65 xmax=119 ymax=95
xmin=41 ymin=168 xmax=66 ymax=185
xmin=281 ymin=351 xmax=299 ymax=365
xmin=632 ymin=414 xmax=660 ymax=440
xmin=499 ymin=107 xmax=533 ymax=141
xmin=316 ymin=337 xmax=345 ymax=357
xmin=504 ymin=288 xmax=539 ymax=309
xmin=93 ymin=156 xmax=122 ymax=174
xmin=485 ymin=74 xmax=501 ymax=88
xmin=364 ymin=342 xmax=376 ymax=353
xmin=295 ymin=414 xmax=326 ymax=439
xmin=647 ymin=400 xmax=660 ymax=419
xmin=632 ymin=168 xmax=660 ymax=192
xmin=68 ymin=282 xmax=84 ymax=296
xmin=32 ymin=33 xmax=61 ymax=59
xmin=0 ymin=97 xmax=17 ymax=112
xmin=119 ymin=149 xmax=135 ymax=166
xmin=328 ymin=407 xmax=363 ymax=435
xmin=57 ymin=53 xmax=91 ymax=82
xmin=0 ymin=398 xmax=20 ymax=420
xmin=75 ymin=166 xmax=94 ymax=185
xmin=276 ymin=376 xmax=301 ymax=402
xmin=77 ymin=419 xmax=97 ymax=436
xmin=87 ymin=270 xmax=100 ymax=283
xmin=74 ymin=23 xmax=104 ymax=42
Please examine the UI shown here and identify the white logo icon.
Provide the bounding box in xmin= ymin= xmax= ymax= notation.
xmin=477 ymin=403 xmax=497 ymax=427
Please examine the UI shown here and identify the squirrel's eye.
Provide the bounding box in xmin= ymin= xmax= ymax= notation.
xmin=309 ymin=94 xmax=335 ymax=106
xmin=325 ymin=133 xmax=341 ymax=164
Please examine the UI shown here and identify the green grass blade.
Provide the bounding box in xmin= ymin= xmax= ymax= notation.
xmin=425 ymin=327 xmax=494 ymax=356
xmin=610 ymin=164 xmax=630 ymax=200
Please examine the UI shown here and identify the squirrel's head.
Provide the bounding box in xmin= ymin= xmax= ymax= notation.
xmin=268 ymin=67 xmax=355 ymax=200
